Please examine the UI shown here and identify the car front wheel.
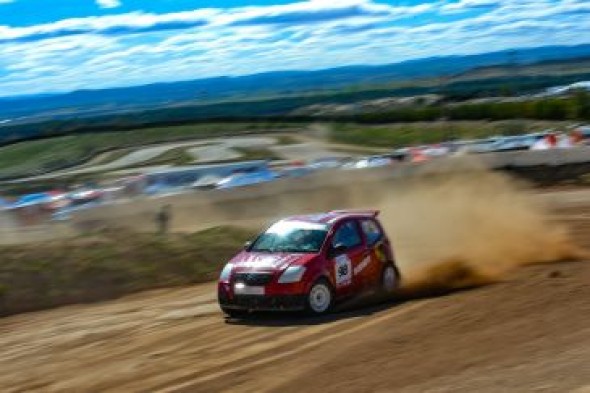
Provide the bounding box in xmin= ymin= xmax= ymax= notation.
xmin=307 ymin=279 xmax=333 ymax=315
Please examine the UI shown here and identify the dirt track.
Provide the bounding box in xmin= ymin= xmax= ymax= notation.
xmin=0 ymin=189 xmax=589 ymax=392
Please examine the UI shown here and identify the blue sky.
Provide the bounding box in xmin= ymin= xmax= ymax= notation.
xmin=0 ymin=0 xmax=589 ymax=97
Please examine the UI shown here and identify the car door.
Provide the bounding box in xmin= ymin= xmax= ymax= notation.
xmin=328 ymin=219 xmax=367 ymax=297
xmin=359 ymin=218 xmax=388 ymax=287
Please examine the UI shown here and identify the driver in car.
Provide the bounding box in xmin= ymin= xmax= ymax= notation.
xmin=290 ymin=230 xmax=322 ymax=252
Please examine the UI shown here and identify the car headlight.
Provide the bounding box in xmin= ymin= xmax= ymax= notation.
xmin=278 ymin=266 xmax=306 ymax=283
xmin=219 ymin=263 xmax=233 ymax=281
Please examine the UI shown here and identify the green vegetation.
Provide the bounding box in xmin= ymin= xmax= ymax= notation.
xmin=335 ymin=92 xmax=590 ymax=124
xmin=329 ymin=120 xmax=577 ymax=148
xmin=195 ymin=147 xmax=283 ymax=166
xmin=233 ymin=147 xmax=282 ymax=161
xmin=275 ymin=135 xmax=300 ymax=145
xmin=0 ymin=123 xmax=300 ymax=180
xmin=326 ymin=145 xmax=393 ymax=155
xmin=0 ymin=226 xmax=255 ymax=316
xmin=135 ymin=146 xmax=197 ymax=167
xmin=89 ymin=148 xmax=134 ymax=166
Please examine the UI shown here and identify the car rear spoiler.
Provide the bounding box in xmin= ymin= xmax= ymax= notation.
xmin=331 ymin=209 xmax=380 ymax=217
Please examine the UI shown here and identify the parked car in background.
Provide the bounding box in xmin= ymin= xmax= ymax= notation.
xmin=216 ymin=169 xmax=277 ymax=189
xmin=191 ymin=175 xmax=224 ymax=190
xmin=308 ymin=158 xmax=344 ymax=171
xmin=453 ymin=137 xmax=499 ymax=154
xmin=491 ymin=134 xmax=544 ymax=152
xmin=69 ymin=189 xmax=103 ymax=206
xmin=278 ymin=166 xmax=314 ymax=178
xmin=343 ymin=156 xmax=393 ymax=170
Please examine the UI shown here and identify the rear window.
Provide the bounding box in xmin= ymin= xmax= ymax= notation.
xmin=332 ymin=221 xmax=362 ymax=250
xmin=361 ymin=219 xmax=383 ymax=246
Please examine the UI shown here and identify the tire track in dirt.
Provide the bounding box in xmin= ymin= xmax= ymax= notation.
xmin=156 ymin=301 xmax=430 ymax=393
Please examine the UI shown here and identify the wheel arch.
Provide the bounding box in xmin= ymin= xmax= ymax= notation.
xmin=305 ymin=270 xmax=334 ymax=294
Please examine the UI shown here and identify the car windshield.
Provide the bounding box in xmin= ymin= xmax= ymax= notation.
xmin=250 ymin=221 xmax=328 ymax=253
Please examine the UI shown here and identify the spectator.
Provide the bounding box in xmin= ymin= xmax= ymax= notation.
xmin=570 ymin=129 xmax=584 ymax=146
xmin=546 ymin=133 xmax=558 ymax=148
xmin=532 ymin=133 xmax=556 ymax=150
xmin=156 ymin=205 xmax=172 ymax=235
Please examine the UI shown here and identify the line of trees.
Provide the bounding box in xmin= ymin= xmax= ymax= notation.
xmin=333 ymin=91 xmax=590 ymax=124
xmin=1 ymin=91 xmax=588 ymax=149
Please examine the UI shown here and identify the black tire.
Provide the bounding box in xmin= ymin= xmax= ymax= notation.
xmin=380 ymin=263 xmax=401 ymax=296
xmin=306 ymin=278 xmax=334 ymax=315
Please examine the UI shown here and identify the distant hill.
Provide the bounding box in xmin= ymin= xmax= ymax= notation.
xmin=451 ymin=56 xmax=590 ymax=81
xmin=2 ymin=43 xmax=590 ymax=121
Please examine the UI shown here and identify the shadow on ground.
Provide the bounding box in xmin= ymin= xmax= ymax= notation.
xmin=225 ymin=283 xmax=492 ymax=327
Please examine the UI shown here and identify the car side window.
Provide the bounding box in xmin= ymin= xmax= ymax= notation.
xmin=332 ymin=221 xmax=362 ymax=251
xmin=361 ymin=219 xmax=383 ymax=246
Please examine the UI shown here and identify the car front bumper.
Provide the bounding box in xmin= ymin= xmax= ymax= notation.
xmin=218 ymin=286 xmax=307 ymax=311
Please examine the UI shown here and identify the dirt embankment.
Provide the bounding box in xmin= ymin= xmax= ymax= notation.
xmin=0 ymin=227 xmax=254 ymax=316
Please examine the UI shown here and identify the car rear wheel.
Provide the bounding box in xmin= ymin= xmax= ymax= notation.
xmin=381 ymin=264 xmax=400 ymax=295
xmin=307 ymin=279 xmax=333 ymax=315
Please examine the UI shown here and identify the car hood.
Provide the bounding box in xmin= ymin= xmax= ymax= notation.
xmin=229 ymin=251 xmax=316 ymax=272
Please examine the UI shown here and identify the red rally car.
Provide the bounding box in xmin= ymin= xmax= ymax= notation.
xmin=218 ymin=210 xmax=401 ymax=317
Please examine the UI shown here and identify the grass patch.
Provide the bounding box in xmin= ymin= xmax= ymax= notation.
xmin=0 ymin=226 xmax=256 ymax=316
xmin=233 ymin=147 xmax=282 ymax=161
xmin=134 ymin=147 xmax=197 ymax=167
xmin=89 ymin=148 xmax=135 ymax=166
xmin=329 ymin=120 xmax=576 ymax=148
xmin=275 ymin=135 xmax=300 ymax=145
xmin=327 ymin=146 xmax=392 ymax=156
xmin=0 ymin=123 xmax=300 ymax=179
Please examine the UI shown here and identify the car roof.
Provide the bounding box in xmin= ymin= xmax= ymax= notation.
xmin=283 ymin=210 xmax=379 ymax=226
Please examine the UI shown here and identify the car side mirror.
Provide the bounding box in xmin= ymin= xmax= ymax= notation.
xmin=329 ymin=243 xmax=347 ymax=258
xmin=243 ymin=241 xmax=252 ymax=250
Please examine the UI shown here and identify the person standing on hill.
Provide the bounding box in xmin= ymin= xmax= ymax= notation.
xmin=156 ymin=205 xmax=172 ymax=235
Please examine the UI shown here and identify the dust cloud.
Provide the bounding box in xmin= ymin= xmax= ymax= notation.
xmin=369 ymin=163 xmax=583 ymax=295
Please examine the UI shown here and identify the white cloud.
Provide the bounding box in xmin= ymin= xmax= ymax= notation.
xmin=441 ymin=0 xmax=503 ymax=13
xmin=0 ymin=1 xmax=408 ymax=43
xmin=96 ymin=0 xmax=121 ymax=9
xmin=0 ymin=0 xmax=589 ymax=97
